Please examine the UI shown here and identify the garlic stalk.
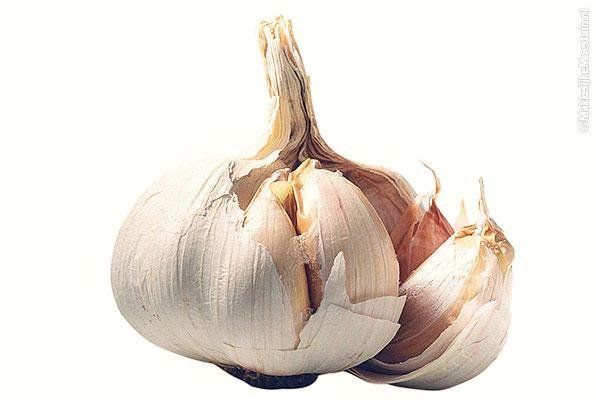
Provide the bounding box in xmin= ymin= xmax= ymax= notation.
xmin=111 ymin=16 xmax=514 ymax=390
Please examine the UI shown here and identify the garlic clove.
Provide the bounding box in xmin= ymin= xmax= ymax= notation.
xmin=290 ymin=159 xmax=400 ymax=309
xmin=243 ymin=170 xmax=310 ymax=345
xmin=351 ymin=180 xmax=514 ymax=389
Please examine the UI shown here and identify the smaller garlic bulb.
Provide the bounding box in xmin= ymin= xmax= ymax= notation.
xmin=351 ymin=180 xmax=514 ymax=390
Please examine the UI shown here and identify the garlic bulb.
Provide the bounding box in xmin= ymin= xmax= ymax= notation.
xmin=111 ymin=16 xmax=514 ymax=390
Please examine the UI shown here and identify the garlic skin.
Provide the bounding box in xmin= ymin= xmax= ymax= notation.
xmin=396 ymin=166 xmax=454 ymax=282
xmin=351 ymin=181 xmax=514 ymax=390
xmin=111 ymin=17 xmax=407 ymax=383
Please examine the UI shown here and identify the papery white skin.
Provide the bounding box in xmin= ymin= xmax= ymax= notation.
xmin=112 ymin=159 xmax=405 ymax=375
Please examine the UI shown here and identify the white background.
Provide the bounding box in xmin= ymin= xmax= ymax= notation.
xmin=1 ymin=1 xmax=594 ymax=398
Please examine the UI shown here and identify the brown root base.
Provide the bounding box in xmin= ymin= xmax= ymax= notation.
xmin=218 ymin=365 xmax=318 ymax=389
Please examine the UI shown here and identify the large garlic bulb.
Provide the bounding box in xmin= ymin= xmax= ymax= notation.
xmin=111 ymin=16 xmax=514 ymax=390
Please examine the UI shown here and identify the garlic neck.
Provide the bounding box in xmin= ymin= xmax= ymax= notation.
xmin=257 ymin=17 xmax=328 ymax=167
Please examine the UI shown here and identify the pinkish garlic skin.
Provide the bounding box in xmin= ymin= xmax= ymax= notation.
xmin=395 ymin=200 xmax=454 ymax=283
